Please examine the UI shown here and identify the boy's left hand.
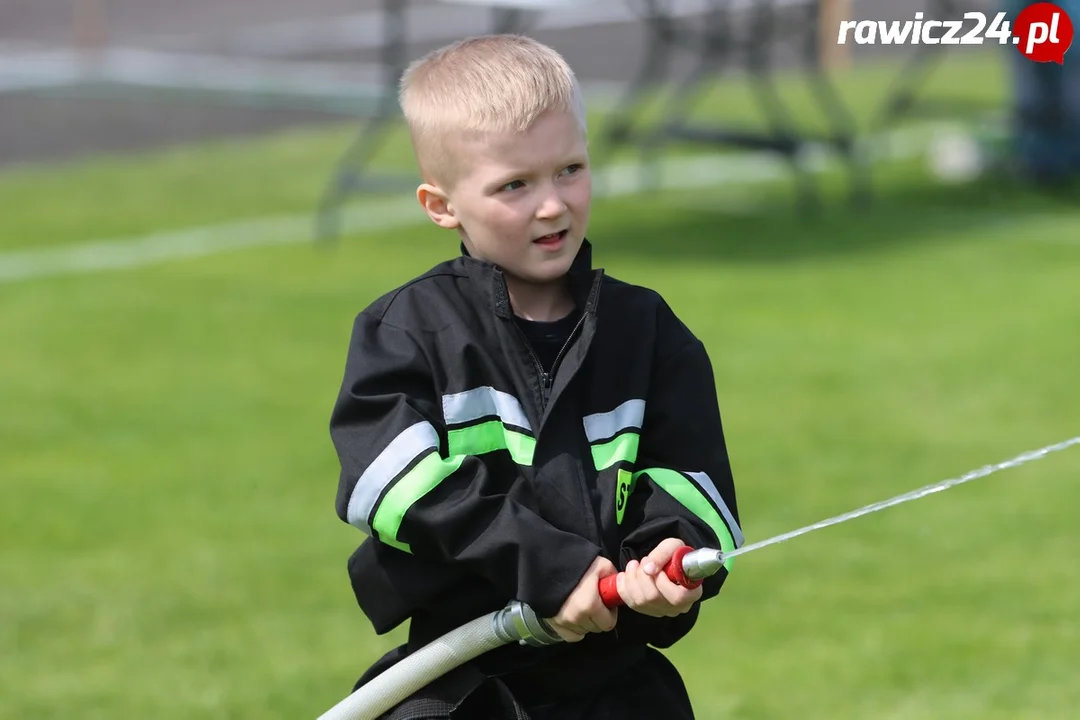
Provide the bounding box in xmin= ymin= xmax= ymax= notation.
xmin=615 ymin=537 xmax=703 ymax=618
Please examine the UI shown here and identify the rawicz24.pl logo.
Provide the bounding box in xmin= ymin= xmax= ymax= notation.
xmin=837 ymin=1 xmax=1074 ymax=64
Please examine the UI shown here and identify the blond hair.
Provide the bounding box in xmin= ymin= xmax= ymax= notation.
xmin=399 ymin=34 xmax=587 ymax=187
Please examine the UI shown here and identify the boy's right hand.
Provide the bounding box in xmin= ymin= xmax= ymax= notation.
xmin=544 ymin=555 xmax=619 ymax=643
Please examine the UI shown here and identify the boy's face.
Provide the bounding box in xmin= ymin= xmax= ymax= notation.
xmin=419 ymin=109 xmax=591 ymax=287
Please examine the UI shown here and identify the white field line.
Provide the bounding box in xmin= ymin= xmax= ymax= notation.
xmin=0 ymin=124 xmax=946 ymax=285
xmin=0 ymin=45 xmax=387 ymax=99
xmin=0 ymin=196 xmax=419 ymax=284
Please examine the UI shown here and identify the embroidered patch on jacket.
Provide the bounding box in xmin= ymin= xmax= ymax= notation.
xmin=615 ymin=468 xmax=634 ymax=525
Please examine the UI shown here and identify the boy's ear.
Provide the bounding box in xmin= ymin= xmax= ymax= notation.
xmin=416 ymin=183 xmax=461 ymax=230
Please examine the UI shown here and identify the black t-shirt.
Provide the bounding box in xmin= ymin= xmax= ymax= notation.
xmin=514 ymin=307 xmax=581 ymax=374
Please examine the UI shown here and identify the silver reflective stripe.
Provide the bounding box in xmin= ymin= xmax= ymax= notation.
xmin=583 ymin=399 xmax=646 ymax=443
xmin=686 ymin=470 xmax=745 ymax=547
xmin=442 ymin=386 xmax=532 ymax=431
xmin=347 ymin=421 xmax=439 ymax=533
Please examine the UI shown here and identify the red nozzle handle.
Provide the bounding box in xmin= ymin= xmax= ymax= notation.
xmin=598 ymin=545 xmax=702 ymax=608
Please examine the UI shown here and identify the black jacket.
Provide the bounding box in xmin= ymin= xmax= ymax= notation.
xmin=329 ymin=241 xmax=743 ymax=704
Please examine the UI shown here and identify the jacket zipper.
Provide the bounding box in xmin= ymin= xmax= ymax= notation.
xmin=513 ymin=322 xmax=551 ymax=414
xmin=546 ymin=314 xmax=586 ymax=398
xmin=513 ymin=312 xmax=587 ymax=416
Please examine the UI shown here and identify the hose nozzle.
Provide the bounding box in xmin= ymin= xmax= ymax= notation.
xmin=681 ymin=548 xmax=726 ymax=581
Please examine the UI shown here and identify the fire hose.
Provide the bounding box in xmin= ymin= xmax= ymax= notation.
xmin=316 ymin=435 xmax=1080 ymax=720
xmin=316 ymin=546 xmax=717 ymax=720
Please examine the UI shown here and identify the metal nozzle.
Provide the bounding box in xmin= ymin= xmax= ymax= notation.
xmin=492 ymin=600 xmax=563 ymax=647
xmin=681 ymin=549 xmax=726 ymax=581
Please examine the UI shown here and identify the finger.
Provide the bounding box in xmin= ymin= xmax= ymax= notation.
xmin=618 ymin=561 xmax=636 ymax=603
xmin=653 ymin=568 xmax=679 ymax=602
xmin=615 ymin=570 xmax=629 ymax=608
xmin=594 ymin=606 xmax=618 ymax=632
xmin=552 ymin=611 xmax=589 ymax=635
xmin=623 ymin=561 xmax=648 ymax=607
xmin=655 ymin=570 xmax=701 ymax=609
xmin=580 ymin=616 xmax=609 ymax=634
xmin=571 ymin=603 xmax=607 ymax=634
xmin=545 ymin=617 xmax=587 ymax=641
xmin=641 ymin=578 xmax=664 ymax=607
xmin=645 ymin=537 xmax=686 ymax=574
xmin=629 ymin=569 xmax=665 ymax=611
xmin=684 ymin=584 xmax=704 ymax=606
xmin=649 ymin=537 xmax=685 ymax=562
xmin=587 ymin=607 xmax=613 ymax=632
xmin=595 ymin=556 xmax=618 ymax=576
xmin=643 ymin=578 xmax=678 ymax=617
xmin=553 ymin=626 xmax=585 ymax=642
xmin=575 ymin=607 xmax=605 ymax=633
xmin=618 ymin=565 xmax=636 ymax=608
xmin=637 ymin=563 xmax=664 ymax=605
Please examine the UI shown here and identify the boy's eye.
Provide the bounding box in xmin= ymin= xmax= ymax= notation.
xmin=561 ymin=164 xmax=584 ymax=176
xmin=501 ymin=180 xmax=526 ymax=192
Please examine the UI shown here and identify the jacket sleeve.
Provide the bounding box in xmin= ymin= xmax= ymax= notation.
xmin=330 ymin=311 xmax=603 ymax=619
xmin=614 ymin=326 xmax=744 ymax=646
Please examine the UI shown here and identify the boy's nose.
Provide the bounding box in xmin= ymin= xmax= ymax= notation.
xmin=535 ymin=189 xmax=568 ymax=219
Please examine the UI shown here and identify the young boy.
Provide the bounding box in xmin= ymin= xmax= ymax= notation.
xmin=329 ymin=34 xmax=743 ymax=719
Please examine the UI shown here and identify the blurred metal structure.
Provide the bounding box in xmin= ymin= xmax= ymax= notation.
xmin=873 ymin=0 xmax=999 ymax=127
xmin=593 ymin=0 xmax=867 ymax=214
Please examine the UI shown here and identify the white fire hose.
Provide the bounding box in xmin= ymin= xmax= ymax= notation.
xmin=316 ymin=600 xmax=561 ymax=720
xmin=317 ymin=547 xmax=724 ymax=720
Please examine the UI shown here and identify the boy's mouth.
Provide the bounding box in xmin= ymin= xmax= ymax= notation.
xmin=533 ymin=229 xmax=568 ymax=247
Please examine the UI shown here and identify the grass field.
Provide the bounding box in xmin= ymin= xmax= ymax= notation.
xmin=3 ymin=50 xmax=1080 ymax=719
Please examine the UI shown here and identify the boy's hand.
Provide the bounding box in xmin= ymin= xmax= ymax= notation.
xmin=616 ymin=538 xmax=703 ymax=618
xmin=544 ymin=555 xmax=619 ymax=643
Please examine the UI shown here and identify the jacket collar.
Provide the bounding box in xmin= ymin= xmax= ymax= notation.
xmin=459 ymin=239 xmax=603 ymax=320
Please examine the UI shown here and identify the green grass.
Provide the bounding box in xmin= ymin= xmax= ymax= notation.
xmin=3 ymin=49 xmax=1080 ymax=719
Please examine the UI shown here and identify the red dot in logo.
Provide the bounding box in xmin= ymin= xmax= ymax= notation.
xmin=1013 ymin=2 xmax=1074 ymax=64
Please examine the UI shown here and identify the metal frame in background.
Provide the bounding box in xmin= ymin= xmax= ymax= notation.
xmin=594 ymin=0 xmax=869 ymax=214
xmin=872 ymin=0 xmax=1003 ymax=128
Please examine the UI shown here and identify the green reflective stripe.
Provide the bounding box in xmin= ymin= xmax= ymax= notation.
xmin=356 ymin=389 xmax=536 ymax=554
xmin=633 ymin=467 xmax=739 ymax=571
xmin=448 ymin=420 xmax=536 ymax=466
xmin=346 ymin=421 xmax=440 ymax=534
xmin=591 ymin=432 xmax=640 ymax=471
xmin=372 ymin=450 xmax=466 ymax=553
